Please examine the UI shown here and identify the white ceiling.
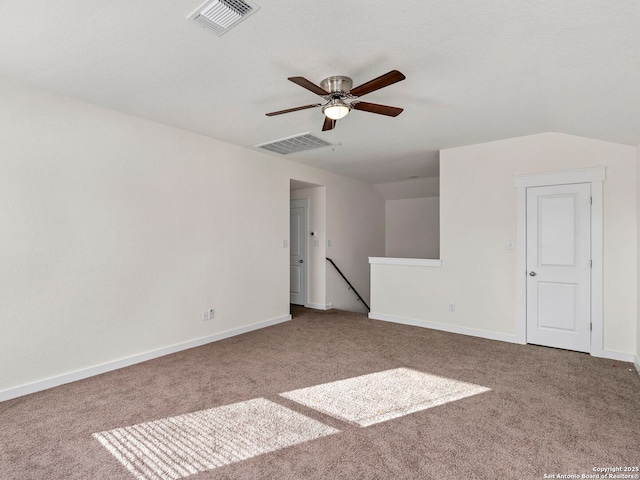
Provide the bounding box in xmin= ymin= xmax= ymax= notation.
xmin=1 ymin=1 xmax=639 ymax=184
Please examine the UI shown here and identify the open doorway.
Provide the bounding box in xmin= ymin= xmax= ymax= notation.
xmin=290 ymin=179 xmax=327 ymax=310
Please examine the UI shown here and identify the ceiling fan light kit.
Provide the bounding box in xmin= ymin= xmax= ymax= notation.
xmin=323 ymin=98 xmax=350 ymax=120
xmin=266 ymin=70 xmax=406 ymax=131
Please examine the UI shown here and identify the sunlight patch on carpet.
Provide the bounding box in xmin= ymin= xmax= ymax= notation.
xmin=280 ymin=367 xmax=491 ymax=427
xmin=93 ymin=398 xmax=339 ymax=480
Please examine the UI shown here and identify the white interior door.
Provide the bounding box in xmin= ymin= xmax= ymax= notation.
xmin=290 ymin=199 xmax=308 ymax=305
xmin=526 ymin=183 xmax=591 ymax=352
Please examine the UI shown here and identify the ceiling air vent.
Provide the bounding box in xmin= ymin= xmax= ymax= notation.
xmin=256 ymin=133 xmax=333 ymax=155
xmin=188 ymin=0 xmax=260 ymax=36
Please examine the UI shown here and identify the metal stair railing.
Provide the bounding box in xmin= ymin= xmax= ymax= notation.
xmin=326 ymin=257 xmax=370 ymax=312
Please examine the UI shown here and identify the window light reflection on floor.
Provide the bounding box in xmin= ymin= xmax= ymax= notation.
xmin=280 ymin=367 xmax=491 ymax=427
xmin=94 ymin=398 xmax=339 ymax=480
xmin=93 ymin=368 xmax=490 ymax=479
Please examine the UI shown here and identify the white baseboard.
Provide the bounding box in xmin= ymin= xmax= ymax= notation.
xmin=0 ymin=314 xmax=292 ymax=403
xmin=369 ymin=312 xmax=639 ymax=364
xmin=304 ymin=303 xmax=332 ymax=311
xmin=591 ymin=349 xmax=636 ymax=363
xmin=368 ymin=312 xmax=521 ymax=345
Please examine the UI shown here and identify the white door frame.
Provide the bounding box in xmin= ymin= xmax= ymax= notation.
xmin=515 ymin=167 xmax=605 ymax=357
xmin=290 ymin=198 xmax=309 ymax=305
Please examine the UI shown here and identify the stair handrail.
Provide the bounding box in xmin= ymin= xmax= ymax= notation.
xmin=326 ymin=257 xmax=370 ymax=312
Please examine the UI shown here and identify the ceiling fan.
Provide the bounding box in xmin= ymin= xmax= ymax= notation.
xmin=266 ymin=70 xmax=406 ymax=131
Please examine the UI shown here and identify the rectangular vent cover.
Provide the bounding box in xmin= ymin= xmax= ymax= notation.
xmin=256 ymin=133 xmax=332 ymax=155
xmin=188 ymin=0 xmax=260 ymax=36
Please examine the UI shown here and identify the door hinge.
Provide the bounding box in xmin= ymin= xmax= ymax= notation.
xmin=590 ymin=196 xmax=593 ymax=205
xmin=590 ymin=259 xmax=593 ymax=268
xmin=590 ymin=323 xmax=592 ymax=332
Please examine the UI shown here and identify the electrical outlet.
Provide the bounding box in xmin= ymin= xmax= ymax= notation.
xmin=202 ymin=311 xmax=208 ymax=321
xmin=448 ymin=303 xmax=456 ymax=312
xmin=208 ymin=308 xmax=214 ymax=320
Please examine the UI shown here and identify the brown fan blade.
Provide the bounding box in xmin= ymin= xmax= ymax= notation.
xmin=322 ymin=116 xmax=336 ymax=131
xmin=265 ymin=104 xmax=322 ymax=116
xmin=288 ymin=77 xmax=330 ymax=96
xmin=351 ymin=101 xmax=403 ymax=117
xmin=350 ymin=70 xmax=406 ymax=97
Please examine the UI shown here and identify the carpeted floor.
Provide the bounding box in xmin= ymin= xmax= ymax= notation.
xmin=1 ymin=306 xmax=639 ymax=479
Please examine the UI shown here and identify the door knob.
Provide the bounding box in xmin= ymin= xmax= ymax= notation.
xmin=299 ymin=259 xmax=304 ymax=263
xmin=529 ymin=271 xmax=536 ymax=276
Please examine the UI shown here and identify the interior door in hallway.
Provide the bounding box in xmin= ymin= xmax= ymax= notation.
xmin=290 ymin=199 xmax=308 ymax=305
xmin=526 ymin=183 xmax=591 ymax=353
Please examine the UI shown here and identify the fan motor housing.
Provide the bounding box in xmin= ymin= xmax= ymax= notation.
xmin=320 ymin=76 xmax=353 ymax=94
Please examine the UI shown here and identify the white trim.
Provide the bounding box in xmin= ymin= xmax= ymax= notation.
xmin=516 ymin=186 xmax=527 ymax=344
xmin=0 ymin=314 xmax=292 ymax=403
xmin=369 ymin=312 xmax=521 ymax=344
xmin=515 ymin=167 xmax=605 ymax=357
xmin=590 ymin=349 xmax=636 ymax=363
xmin=290 ymin=198 xmax=310 ymax=306
xmin=514 ymin=167 xmax=606 ymax=188
xmin=589 ymin=180 xmax=604 ymax=357
xmin=368 ymin=257 xmax=442 ymax=267
xmin=369 ymin=312 xmax=635 ymax=363
xmin=304 ymin=303 xmax=332 ymax=310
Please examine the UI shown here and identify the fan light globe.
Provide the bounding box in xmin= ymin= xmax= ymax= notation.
xmin=323 ymin=100 xmax=350 ymax=120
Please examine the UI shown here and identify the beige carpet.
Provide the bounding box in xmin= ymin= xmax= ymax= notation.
xmin=93 ymin=367 xmax=490 ymax=479
xmin=1 ymin=306 xmax=639 ymax=479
